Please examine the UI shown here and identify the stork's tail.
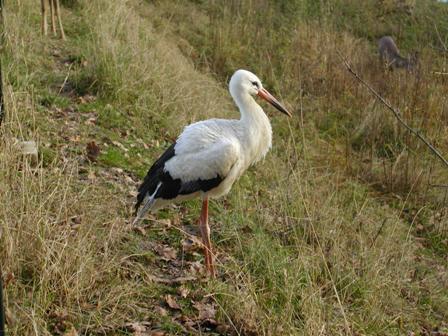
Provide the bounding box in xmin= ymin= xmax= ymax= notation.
xmin=132 ymin=194 xmax=155 ymax=226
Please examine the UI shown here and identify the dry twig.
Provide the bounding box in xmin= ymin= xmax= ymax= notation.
xmin=338 ymin=52 xmax=448 ymax=170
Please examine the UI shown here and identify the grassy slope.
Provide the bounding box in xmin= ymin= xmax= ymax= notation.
xmin=0 ymin=0 xmax=447 ymax=335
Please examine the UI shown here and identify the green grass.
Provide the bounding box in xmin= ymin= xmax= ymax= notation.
xmin=1 ymin=0 xmax=447 ymax=335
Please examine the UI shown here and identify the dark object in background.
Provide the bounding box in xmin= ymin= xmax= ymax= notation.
xmin=86 ymin=141 xmax=101 ymax=162
xmin=378 ymin=36 xmax=418 ymax=71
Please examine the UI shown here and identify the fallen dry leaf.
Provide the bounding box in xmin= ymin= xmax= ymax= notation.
xmin=4 ymin=272 xmax=15 ymax=286
xmin=149 ymin=331 xmax=165 ymax=336
xmin=165 ymin=294 xmax=181 ymax=310
xmin=177 ymin=286 xmax=190 ymax=298
xmin=155 ymin=245 xmax=177 ymax=260
xmin=69 ymin=216 xmax=82 ymax=231
xmin=112 ymin=140 xmax=129 ymax=152
xmin=148 ymin=275 xmax=196 ymax=284
xmin=136 ymin=138 xmax=149 ymax=149
xmin=70 ymin=216 xmax=81 ymax=225
xmin=171 ymin=215 xmax=181 ymax=226
xmin=193 ymin=301 xmax=216 ymax=320
xmin=86 ymin=141 xmax=100 ymax=162
xmin=84 ymin=117 xmax=97 ymax=125
xmin=240 ymin=225 xmax=254 ymax=234
xmin=69 ymin=135 xmax=81 ymax=143
xmin=111 ymin=167 xmax=124 ymax=174
xmin=178 ymin=315 xmax=198 ymax=332
xmin=49 ymin=309 xmax=72 ymax=334
xmin=154 ymin=306 xmax=168 ymax=317
xmin=5 ymin=307 xmax=16 ymax=326
xmin=124 ymin=322 xmax=152 ymax=336
xmin=20 ymin=140 xmax=38 ymax=165
xmin=83 ymin=94 xmax=96 ymax=102
xmin=124 ymin=174 xmax=136 ymax=185
xmin=121 ymin=129 xmax=131 ymax=137
xmin=188 ymin=261 xmax=206 ymax=277
xmin=216 ymin=323 xmax=231 ymax=334
xmin=157 ymin=218 xmax=172 ymax=228
xmin=87 ymin=170 xmax=96 ymax=181
xmin=133 ymin=226 xmax=146 ymax=235
xmin=63 ymin=326 xmax=78 ymax=336
xmin=182 ymin=236 xmax=203 ymax=253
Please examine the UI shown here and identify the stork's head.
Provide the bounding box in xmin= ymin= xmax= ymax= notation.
xmin=229 ymin=69 xmax=291 ymax=117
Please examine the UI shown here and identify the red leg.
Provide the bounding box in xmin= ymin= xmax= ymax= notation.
xmin=199 ymin=197 xmax=215 ymax=277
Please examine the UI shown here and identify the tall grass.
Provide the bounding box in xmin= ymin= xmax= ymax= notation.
xmin=79 ymin=0 xmax=234 ymax=135
xmin=1 ymin=0 xmax=447 ymax=335
xmin=154 ymin=0 xmax=448 ymax=199
xmin=149 ymin=0 xmax=448 ymax=333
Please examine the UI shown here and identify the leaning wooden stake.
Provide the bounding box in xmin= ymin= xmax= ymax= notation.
xmin=41 ymin=0 xmax=65 ymax=40
xmin=49 ymin=0 xmax=56 ymax=35
xmin=53 ymin=0 xmax=65 ymax=40
xmin=338 ymin=52 xmax=448 ymax=170
xmin=40 ymin=0 xmax=47 ymax=36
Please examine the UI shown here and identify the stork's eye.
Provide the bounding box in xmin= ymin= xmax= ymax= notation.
xmin=251 ymin=81 xmax=259 ymax=88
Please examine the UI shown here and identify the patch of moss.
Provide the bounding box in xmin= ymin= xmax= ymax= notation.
xmin=39 ymin=92 xmax=71 ymax=109
xmin=39 ymin=146 xmax=58 ymax=167
xmin=97 ymin=104 xmax=130 ymax=129
xmin=100 ymin=147 xmax=129 ymax=168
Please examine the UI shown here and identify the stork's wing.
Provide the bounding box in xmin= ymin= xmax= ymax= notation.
xmin=165 ymin=119 xmax=241 ymax=183
xmin=135 ymin=128 xmax=240 ymax=213
xmin=135 ymin=143 xmax=176 ymax=211
xmin=164 ymin=137 xmax=240 ymax=188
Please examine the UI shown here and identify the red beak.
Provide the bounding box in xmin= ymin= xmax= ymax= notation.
xmin=257 ymin=88 xmax=291 ymax=117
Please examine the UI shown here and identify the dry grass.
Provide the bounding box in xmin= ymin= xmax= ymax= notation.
xmin=80 ymin=0 xmax=234 ymax=132
xmin=1 ymin=0 xmax=447 ymax=335
xmin=153 ymin=0 xmax=448 ymax=198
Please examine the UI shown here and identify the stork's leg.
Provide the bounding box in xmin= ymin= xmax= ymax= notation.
xmin=199 ymin=197 xmax=216 ymax=277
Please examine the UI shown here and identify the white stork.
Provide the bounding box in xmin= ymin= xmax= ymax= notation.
xmin=133 ymin=69 xmax=291 ymax=277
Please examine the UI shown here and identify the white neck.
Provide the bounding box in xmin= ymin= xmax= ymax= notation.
xmin=232 ymin=91 xmax=262 ymax=122
xmin=231 ymin=90 xmax=273 ymax=164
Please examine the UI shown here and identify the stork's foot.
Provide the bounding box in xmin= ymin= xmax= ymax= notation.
xmin=208 ymin=265 xmax=216 ymax=278
xmin=204 ymin=248 xmax=216 ymax=278
xmin=200 ymin=229 xmax=216 ymax=278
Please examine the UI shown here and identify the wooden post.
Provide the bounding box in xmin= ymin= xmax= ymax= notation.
xmin=50 ymin=0 xmax=56 ymax=35
xmin=54 ymin=0 xmax=65 ymax=40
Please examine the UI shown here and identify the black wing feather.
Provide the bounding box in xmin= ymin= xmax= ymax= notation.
xmin=135 ymin=142 xmax=225 ymax=213
xmin=135 ymin=143 xmax=176 ymax=211
xmin=179 ymin=176 xmax=223 ymax=195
